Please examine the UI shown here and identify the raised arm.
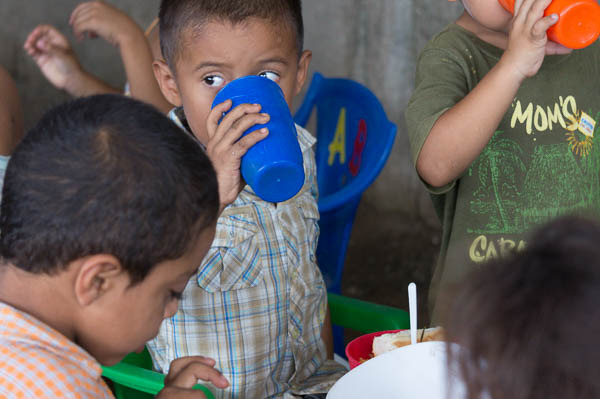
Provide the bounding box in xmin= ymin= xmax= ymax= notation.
xmin=24 ymin=24 xmax=120 ymax=97
xmin=416 ymin=54 xmax=522 ymax=188
xmin=416 ymin=0 xmax=570 ymax=188
xmin=69 ymin=1 xmax=172 ymax=113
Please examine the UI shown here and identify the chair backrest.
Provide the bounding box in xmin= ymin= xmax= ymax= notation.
xmin=294 ymin=72 xmax=396 ymax=293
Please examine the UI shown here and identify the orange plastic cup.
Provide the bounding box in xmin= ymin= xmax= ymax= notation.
xmin=498 ymin=0 xmax=600 ymax=49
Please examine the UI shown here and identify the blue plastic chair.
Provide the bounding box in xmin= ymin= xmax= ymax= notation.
xmin=294 ymin=72 xmax=397 ymax=294
xmin=294 ymin=73 xmax=397 ymax=357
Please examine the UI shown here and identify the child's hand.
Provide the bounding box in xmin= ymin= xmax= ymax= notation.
xmin=24 ymin=25 xmax=83 ymax=91
xmin=206 ymin=100 xmax=269 ymax=209
xmin=502 ymin=0 xmax=571 ymax=81
xmin=69 ymin=1 xmax=143 ymax=47
xmin=156 ymin=356 xmax=229 ymax=399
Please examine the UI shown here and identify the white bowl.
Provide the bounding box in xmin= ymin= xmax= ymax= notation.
xmin=327 ymin=341 xmax=466 ymax=399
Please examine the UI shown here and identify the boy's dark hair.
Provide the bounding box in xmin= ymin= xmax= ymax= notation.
xmin=444 ymin=216 xmax=600 ymax=399
xmin=159 ymin=0 xmax=304 ymax=69
xmin=0 ymin=94 xmax=219 ymax=284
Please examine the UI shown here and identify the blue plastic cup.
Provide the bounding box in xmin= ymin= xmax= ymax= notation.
xmin=212 ymin=76 xmax=305 ymax=203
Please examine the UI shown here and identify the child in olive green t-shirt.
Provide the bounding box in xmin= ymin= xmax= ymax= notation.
xmin=406 ymin=0 xmax=600 ymax=321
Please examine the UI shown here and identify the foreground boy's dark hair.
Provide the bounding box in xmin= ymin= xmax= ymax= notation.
xmin=0 ymin=94 xmax=218 ymax=283
xmin=159 ymin=0 xmax=304 ymax=68
xmin=444 ymin=216 xmax=600 ymax=399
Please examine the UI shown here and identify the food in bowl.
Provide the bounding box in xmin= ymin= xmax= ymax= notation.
xmin=346 ymin=329 xmax=403 ymax=369
xmin=372 ymin=327 xmax=444 ymax=357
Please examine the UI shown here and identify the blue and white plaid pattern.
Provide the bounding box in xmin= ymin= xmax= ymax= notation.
xmin=148 ymin=109 xmax=345 ymax=398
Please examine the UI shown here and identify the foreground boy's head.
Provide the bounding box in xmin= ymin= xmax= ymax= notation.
xmin=0 ymin=94 xmax=218 ymax=366
xmin=444 ymin=216 xmax=600 ymax=399
xmin=154 ymin=0 xmax=311 ymax=144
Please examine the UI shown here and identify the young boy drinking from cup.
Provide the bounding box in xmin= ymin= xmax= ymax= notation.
xmin=406 ymin=0 xmax=600 ymax=323
xmin=148 ymin=0 xmax=345 ymax=397
xmin=0 ymin=94 xmax=227 ymax=398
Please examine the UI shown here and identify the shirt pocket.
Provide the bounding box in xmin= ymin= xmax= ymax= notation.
xmin=196 ymin=211 xmax=263 ymax=293
xmin=296 ymin=192 xmax=320 ymax=260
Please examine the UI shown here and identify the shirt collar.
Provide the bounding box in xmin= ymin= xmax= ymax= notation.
xmin=168 ymin=106 xmax=316 ymax=153
xmin=168 ymin=107 xmax=207 ymax=151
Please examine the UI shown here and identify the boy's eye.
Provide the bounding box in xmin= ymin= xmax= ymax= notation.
xmin=170 ymin=290 xmax=183 ymax=300
xmin=258 ymin=71 xmax=280 ymax=82
xmin=203 ymin=75 xmax=225 ymax=87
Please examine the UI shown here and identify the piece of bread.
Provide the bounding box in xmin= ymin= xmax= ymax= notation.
xmin=372 ymin=327 xmax=444 ymax=357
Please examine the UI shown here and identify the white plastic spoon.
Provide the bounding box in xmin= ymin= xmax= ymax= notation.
xmin=408 ymin=282 xmax=417 ymax=345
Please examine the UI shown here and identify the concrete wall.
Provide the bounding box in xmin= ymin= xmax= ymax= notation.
xmin=0 ymin=0 xmax=463 ymax=225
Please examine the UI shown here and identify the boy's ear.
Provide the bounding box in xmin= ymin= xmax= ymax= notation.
xmin=153 ymin=60 xmax=183 ymax=107
xmin=294 ymin=50 xmax=312 ymax=97
xmin=73 ymin=254 xmax=125 ymax=306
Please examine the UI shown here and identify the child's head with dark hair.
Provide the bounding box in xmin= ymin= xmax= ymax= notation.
xmin=0 ymin=94 xmax=218 ymax=365
xmin=153 ymin=0 xmax=311 ymax=146
xmin=443 ymin=216 xmax=600 ymax=399
xmin=1 ymin=94 xmax=218 ymax=283
xmin=158 ymin=0 xmax=304 ymax=69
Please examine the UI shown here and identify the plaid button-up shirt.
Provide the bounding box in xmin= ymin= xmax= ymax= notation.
xmin=0 ymin=302 xmax=113 ymax=398
xmin=147 ymin=109 xmax=345 ymax=398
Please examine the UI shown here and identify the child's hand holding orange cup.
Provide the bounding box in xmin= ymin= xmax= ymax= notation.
xmin=499 ymin=0 xmax=600 ymax=49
